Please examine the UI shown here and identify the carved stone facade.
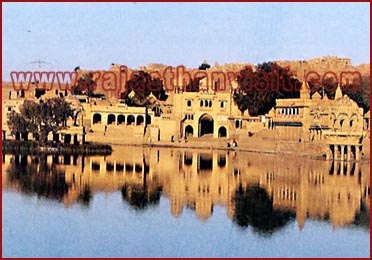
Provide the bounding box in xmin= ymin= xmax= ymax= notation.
xmin=2 ymin=78 xmax=369 ymax=160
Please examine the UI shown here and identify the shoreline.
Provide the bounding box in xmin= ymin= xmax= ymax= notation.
xmin=3 ymin=139 xmax=369 ymax=163
xmin=100 ymin=141 xmax=371 ymax=163
xmin=2 ymin=140 xmax=112 ymax=155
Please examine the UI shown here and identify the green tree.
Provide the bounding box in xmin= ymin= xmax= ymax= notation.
xmin=71 ymin=72 xmax=96 ymax=96
xmin=233 ymin=62 xmax=300 ymax=116
xmin=7 ymin=97 xmax=74 ymax=142
xmin=7 ymin=111 xmax=30 ymax=140
xmin=185 ymin=76 xmax=203 ymax=92
xmin=120 ymin=71 xmax=168 ymax=107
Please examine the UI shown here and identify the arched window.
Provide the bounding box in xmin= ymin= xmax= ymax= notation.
xmin=235 ymin=120 xmax=241 ymax=129
xmin=218 ymin=126 xmax=227 ymax=138
xmin=107 ymin=114 xmax=116 ymax=125
xmin=137 ymin=115 xmax=144 ymax=125
xmin=127 ymin=115 xmax=135 ymax=125
xmin=117 ymin=115 xmax=125 ymax=125
xmin=93 ymin=113 xmax=102 ymax=124
xmin=187 ymin=100 xmax=192 ymax=107
xmin=350 ymin=115 xmax=358 ymax=131
xmin=185 ymin=125 xmax=194 ymax=137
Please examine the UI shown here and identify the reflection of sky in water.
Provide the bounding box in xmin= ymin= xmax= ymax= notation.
xmin=2 ymin=147 xmax=370 ymax=257
xmin=3 ymin=191 xmax=369 ymax=258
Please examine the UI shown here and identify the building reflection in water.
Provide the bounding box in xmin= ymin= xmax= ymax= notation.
xmin=2 ymin=146 xmax=370 ymax=233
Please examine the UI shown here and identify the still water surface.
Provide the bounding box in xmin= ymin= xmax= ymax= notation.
xmin=2 ymin=146 xmax=370 ymax=257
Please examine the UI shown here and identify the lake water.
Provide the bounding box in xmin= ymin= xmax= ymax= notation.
xmin=2 ymin=146 xmax=370 ymax=257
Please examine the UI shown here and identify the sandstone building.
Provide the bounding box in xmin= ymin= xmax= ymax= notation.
xmin=2 ymin=59 xmax=370 ymax=161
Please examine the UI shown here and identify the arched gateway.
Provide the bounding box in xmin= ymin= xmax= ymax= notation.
xmin=198 ymin=114 xmax=214 ymax=137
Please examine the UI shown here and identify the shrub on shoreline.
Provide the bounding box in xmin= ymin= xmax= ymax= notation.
xmin=2 ymin=140 xmax=112 ymax=156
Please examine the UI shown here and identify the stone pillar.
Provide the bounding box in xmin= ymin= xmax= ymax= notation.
xmin=326 ymin=145 xmax=331 ymax=160
xmin=334 ymin=145 xmax=339 ymax=161
xmin=346 ymin=145 xmax=351 ymax=161
xmin=355 ymin=146 xmax=361 ymax=161
xmin=340 ymin=145 xmax=345 ymax=161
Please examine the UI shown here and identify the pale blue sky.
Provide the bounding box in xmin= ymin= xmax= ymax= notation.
xmin=2 ymin=2 xmax=370 ymax=80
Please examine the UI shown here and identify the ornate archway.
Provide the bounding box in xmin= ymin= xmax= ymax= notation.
xmin=198 ymin=114 xmax=214 ymax=137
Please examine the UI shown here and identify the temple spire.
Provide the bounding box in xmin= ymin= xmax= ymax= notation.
xmin=300 ymin=80 xmax=310 ymax=99
xmin=335 ymin=83 xmax=343 ymax=99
